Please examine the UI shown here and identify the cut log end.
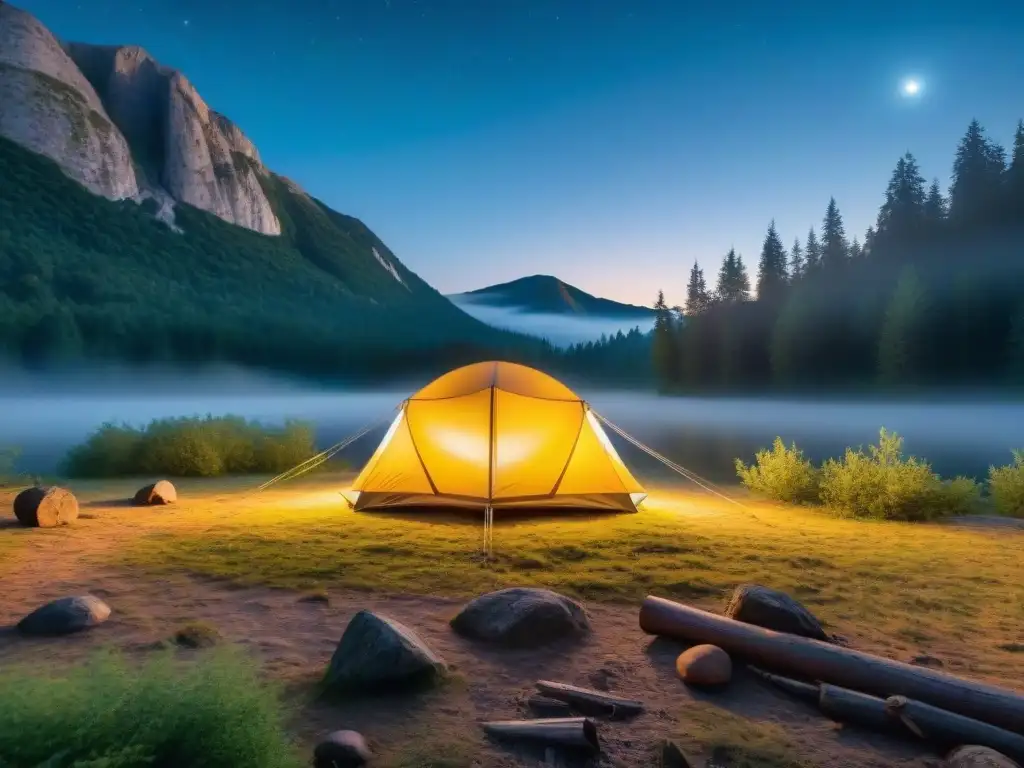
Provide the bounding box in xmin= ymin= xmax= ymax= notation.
xmin=482 ymin=717 xmax=600 ymax=753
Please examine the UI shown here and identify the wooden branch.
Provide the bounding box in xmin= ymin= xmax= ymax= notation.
xmin=747 ymin=666 xmax=820 ymax=703
xmin=482 ymin=717 xmax=600 ymax=753
xmin=535 ymin=680 xmax=645 ymax=719
xmin=527 ymin=695 xmax=573 ymax=717
xmin=818 ymin=684 xmax=899 ymax=733
xmin=638 ymin=595 xmax=1024 ymax=734
xmin=886 ymin=696 xmax=1024 ymax=762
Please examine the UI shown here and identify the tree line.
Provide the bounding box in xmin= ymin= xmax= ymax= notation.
xmin=653 ymin=119 xmax=1024 ymax=392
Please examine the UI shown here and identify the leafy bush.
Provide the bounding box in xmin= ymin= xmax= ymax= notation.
xmin=819 ymin=428 xmax=980 ymax=521
xmin=735 ymin=437 xmax=820 ymax=503
xmin=0 ymin=648 xmax=301 ymax=768
xmin=63 ymin=416 xmax=316 ymax=478
xmin=989 ymin=450 xmax=1024 ymax=518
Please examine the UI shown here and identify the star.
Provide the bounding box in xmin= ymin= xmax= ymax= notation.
xmin=183 ymin=19 xmax=190 ymax=26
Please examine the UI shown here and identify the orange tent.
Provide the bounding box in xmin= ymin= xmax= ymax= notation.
xmin=348 ymin=361 xmax=646 ymax=513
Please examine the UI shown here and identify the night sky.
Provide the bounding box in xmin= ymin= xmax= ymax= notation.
xmin=16 ymin=0 xmax=1024 ymax=306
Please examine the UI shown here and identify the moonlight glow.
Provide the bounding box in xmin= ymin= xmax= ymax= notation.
xmin=901 ymin=78 xmax=922 ymax=97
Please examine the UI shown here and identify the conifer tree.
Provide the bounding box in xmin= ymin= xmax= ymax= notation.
xmin=804 ymin=228 xmax=821 ymax=272
xmin=878 ymin=267 xmax=929 ymax=385
xmin=876 ymin=153 xmax=926 ymax=245
xmin=652 ymin=290 xmax=677 ymax=388
xmin=716 ymin=249 xmax=750 ymax=303
xmin=923 ymin=178 xmax=948 ymax=231
xmin=1007 ymin=120 xmax=1024 ymax=223
xmin=949 ymin=119 xmax=1006 ymax=229
xmin=848 ymin=237 xmax=863 ymax=260
xmin=863 ymin=225 xmax=876 ymax=258
xmin=684 ymin=261 xmax=711 ymax=316
xmin=788 ymin=238 xmax=804 ymax=280
xmin=820 ymin=197 xmax=849 ymax=269
xmin=756 ymin=221 xmax=788 ymax=303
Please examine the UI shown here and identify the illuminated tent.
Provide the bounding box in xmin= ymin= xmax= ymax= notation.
xmin=347 ymin=361 xmax=646 ymax=513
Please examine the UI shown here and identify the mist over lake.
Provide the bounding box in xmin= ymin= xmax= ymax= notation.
xmin=1 ymin=365 xmax=1021 ymax=483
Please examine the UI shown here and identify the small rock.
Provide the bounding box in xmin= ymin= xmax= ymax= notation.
xmin=450 ymin=587 xmax=591 ymax=647
xmin=13 ymin=486 xmax=79 ymax=528
xmin=323 ymin=610 xmax=447 ymax=693
xmin=660 ymin=739 xmax=696 ymax=768
xmin=946 ymin=745 xmax=1020 ymax=768
xmin=313 ymin=730 xmax=372 ymax=768
xmin=299 ymin=591 xmax=330 ymax=605
xmin=911 ymin=654 xmax=944 ymax=668
xmin=133 ymin=480 xmax=177 ymax=506
xmin=18 ymin=595 xmax=111 ymax=636
xmin=676 ymin=644 xmax=732 ymax=687
xmin=724 ymin=584 xmax=829 ymax=641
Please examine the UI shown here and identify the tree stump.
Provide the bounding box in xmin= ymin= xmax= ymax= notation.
xmin=13 ymin=486 xmax=79 ymax=527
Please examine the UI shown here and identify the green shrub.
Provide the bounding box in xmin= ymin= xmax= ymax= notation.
xmin=0 ymin=648 xmax=301 ymax=768
xmin=819 ymin=428 xmax=980 ymax=521
xmin=988 ymin=450 xmax=1024 ymax=518
xmin=63 ymin=416 xmax=316 ymax=478
xmin=735 ymin=437 xmax=820 ymax=503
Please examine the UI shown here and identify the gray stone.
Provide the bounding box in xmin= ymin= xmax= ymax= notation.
xmin=724 ymin=584 xmax=828 ymax=641
xmin=323 ymin=610 xmax=446 ymax=693
xmin=659 ymin=739 xmax=696 ymax=768
xmin=133 ymin=480 xmax=177 ymax=506
xmin=450 ymin=587 xmax=591 ymax=647
xmin=313 ymin=730 xmax=371 ymax=768
xmin=18 ymin=595 xmax=111 ymax=636
xmin=946 ymin=746 xmax=1020 ymax=768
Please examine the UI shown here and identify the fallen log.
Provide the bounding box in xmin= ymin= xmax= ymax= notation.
xmin=481 ymin=717 xmax=599 ymax=753
xmin=639 ymin=595 xmax=1024 ymax=734
xmin=747 ymin=666 xmax=819 ymax=704
xmin=819 ymin=684 xmax=899 ymax=733
xmin=886 ymin=696 xmax=1024 ymax=762
xmin=535 ymin=680 xmax=644 ymax=719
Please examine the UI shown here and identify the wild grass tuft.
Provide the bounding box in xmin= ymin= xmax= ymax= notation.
xmin=63 ymin=415 xmax=316 ymax=478
xmin=0 ymin=647 xmax=301 ymax=768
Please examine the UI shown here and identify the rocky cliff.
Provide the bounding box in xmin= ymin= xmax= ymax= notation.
xmin=0 ymin=2 xmax=281 ymax=235
xmin=0 ymin=1 xmax=139 ymax=199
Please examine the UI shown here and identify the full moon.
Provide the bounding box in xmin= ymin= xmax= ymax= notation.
xmin=902 ymin=78 xmax=921 ymax=96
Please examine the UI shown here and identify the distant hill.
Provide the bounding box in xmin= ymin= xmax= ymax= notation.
xmin=448 ymin=275 xmax=655 ymax=347
xmin=452 ymin=275 xmax=655 ymax=318
xmin=0 ymin=3 xmax=551 ymax=379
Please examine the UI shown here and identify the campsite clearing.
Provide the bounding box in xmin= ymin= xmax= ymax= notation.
xmin=0 ymin=476 xmax=1020 ymax=767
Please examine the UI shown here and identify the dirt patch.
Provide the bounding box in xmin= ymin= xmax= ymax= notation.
xmin=0 ymin=533 xmax=939 ymax=766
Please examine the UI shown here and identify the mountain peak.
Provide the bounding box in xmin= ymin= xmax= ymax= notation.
xmin=0 ymin=3 xmax=280 ymax=234
xmin=458 ymin=275 xmax=653 ymax=318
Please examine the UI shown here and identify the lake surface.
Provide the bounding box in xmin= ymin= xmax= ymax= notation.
xmin=1 ymin=366 xmax=1021 ymax=482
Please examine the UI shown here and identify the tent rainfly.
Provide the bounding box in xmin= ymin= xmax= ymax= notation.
xmin=347 ymin=361 xmax=647 ymax=513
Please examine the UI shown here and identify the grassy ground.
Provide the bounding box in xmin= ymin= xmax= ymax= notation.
xmin=93 ymin=475 xmax=1024 ymax=662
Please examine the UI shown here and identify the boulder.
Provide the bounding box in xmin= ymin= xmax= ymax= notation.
xmin=323 ymin=610 xmax=446 ymax=693
xmin=313 ymin=730 xmax=372 ymax=768
xmin=946 ymin=746 xmax=1020 ymax=768
xmin=724 ymin=584 xmax=828 ymax=641
xmin=13 ymin=486 xmax=79 ymax=528
xmin=133 ymin=480 xmax=177 ymax=506
xmin=675 ymin=644 xmax=732 ymax=687
xmin=660 ymin=739 xmax=697 ymax=768
xmin=18 ymin=595 xmax=111 ymax=636
xmin=450 ymin=587 xmax=591 ymax=647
